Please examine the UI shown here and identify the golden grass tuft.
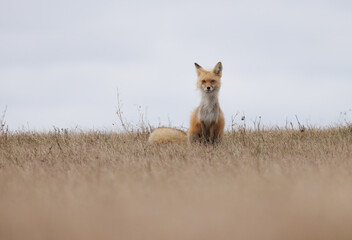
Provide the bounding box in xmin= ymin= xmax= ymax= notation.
xmin=1 ymin=126 xmax=352 ymax=240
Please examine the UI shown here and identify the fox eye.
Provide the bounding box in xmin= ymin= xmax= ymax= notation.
xmin=201 ymin=80 xmax=206 ymax=83
xmin=211 ymin=80 xmax=216 ymax=83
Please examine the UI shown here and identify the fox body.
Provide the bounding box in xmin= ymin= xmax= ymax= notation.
xmin=188 ymin=62 xmax=225 ymax=144
xmin=148 ymin=62 xmax=225 ymax=145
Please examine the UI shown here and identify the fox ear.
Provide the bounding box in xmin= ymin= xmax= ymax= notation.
xmin=213 ymin=62 xmax=223 ymax=76
xmin=195 ymin=62 xmax=203 ymax=69
xmin=194 ymin=62 xmax=204 ymax=76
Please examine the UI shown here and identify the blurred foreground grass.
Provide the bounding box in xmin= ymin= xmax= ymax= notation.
xmin=1 ymin=126 xmax=352 ymax=240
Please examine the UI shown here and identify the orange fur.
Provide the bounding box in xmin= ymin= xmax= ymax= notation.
xmin=188 ymin=62 xmax=225 ymax=144
xmin=147 ymin=62 xmax=225 ymax=146
xmin=148 ymin=128 xmax=188 ymax=145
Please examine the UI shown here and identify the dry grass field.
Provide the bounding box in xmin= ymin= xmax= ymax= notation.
xmin=1 ymin=124 xmax=352 ymax=240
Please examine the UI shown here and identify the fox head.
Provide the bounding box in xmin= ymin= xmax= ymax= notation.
xmin=195 ymin=62 xmax=222 ymax=94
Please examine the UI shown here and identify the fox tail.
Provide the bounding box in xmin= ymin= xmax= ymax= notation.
xmin=148 ymin=127 xmax=188 ymax=145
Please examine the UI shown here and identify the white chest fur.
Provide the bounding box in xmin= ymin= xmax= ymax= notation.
xmin=198 ymin=93 xmax=219 ymax=128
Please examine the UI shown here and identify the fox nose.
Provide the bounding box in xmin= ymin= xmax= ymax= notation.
xmin=207 ymin=86 xmax=210 ymax=90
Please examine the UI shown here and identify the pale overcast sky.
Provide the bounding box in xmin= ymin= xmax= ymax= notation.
xmin=1 ymin=0 xmax=351 ymax=131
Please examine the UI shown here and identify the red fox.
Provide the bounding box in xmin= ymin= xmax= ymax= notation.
xmin=148 ymin=62 xmax=225 ymax=145
xmin=188 ymin=62 xmax=225 ymax=144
